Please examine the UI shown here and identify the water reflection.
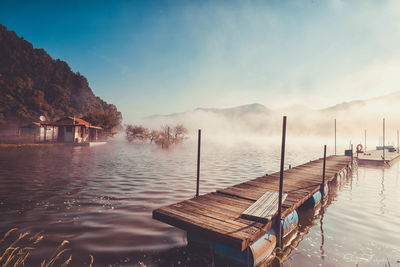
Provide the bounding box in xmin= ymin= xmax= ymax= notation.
xmin=279 ymin=169 xmax=343 ymax=266
xmin=1 ymin=142 xmax=400 ymax=266
xmin=284 ymin=161 xmax=400 ymax=266
xmin=319 ymin=203 xmax=325 ymax=261
xmin=380 ymin=168 xmax=386 ymax=215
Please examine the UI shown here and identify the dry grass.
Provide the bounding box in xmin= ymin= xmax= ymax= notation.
xmin=0 ymin=228 xmax=94 ymax=267
xmin=41 ymin=240 xmax=71 ymax=267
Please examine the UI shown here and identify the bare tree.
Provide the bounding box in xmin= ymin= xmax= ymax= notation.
xmin=125 ymin=125 xmax=149 ymax=143
xmin=160 ymin=125 xmax=171 ymax=142
xmin=172 ymin=124 xmax=188 ymax=144
xmin=154 ymin=130 xmax=172 ymax=148
xmin=125 ymin=123 xmax=188 ymax=149
xmin=148 ymin=130 xmax=160 ymax=144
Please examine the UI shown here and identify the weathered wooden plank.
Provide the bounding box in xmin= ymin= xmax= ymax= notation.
xmin=167 ymin=206 xmax=259 ymax=239
xmin=241 ymin=192 xmax=288 ymax=223
xmin=153 ymin=208 xmax=246 ymax=250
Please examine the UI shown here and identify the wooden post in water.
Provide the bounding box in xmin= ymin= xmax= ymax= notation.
xmin=196 ymin=129 xmax=201 ymax=197
xmin=334 ymin=119 xmax=337 ymax=155
xmin=364 ymin=129 xmax=367 ymax=151
xmin=383 ymin=118 xmax=385 ymax=161
xmin=351 ymin=144 xmax=353 ymax=165
xmin=321 ymin=145 xmax=327 ymax=198
xmin=277 ymin=116 xmax=287 ymax=250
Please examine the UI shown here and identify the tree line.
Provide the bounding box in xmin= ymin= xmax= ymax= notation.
xmin=126 ymin=124 xmax=188 ymax=148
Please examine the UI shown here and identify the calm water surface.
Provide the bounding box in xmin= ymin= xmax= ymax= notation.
xmin=0 ymin=139 xmax=399 ymax=266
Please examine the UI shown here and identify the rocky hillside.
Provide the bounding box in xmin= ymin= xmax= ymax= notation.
xmin=0 ymin=24 xmax=121 ymax=127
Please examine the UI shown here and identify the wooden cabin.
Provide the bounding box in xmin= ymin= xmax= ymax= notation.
xmin=19 ymin=117 xmax=102 ymax=144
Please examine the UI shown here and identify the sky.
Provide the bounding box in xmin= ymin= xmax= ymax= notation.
xmin=2 ymin=0 xmax=400 ymax=123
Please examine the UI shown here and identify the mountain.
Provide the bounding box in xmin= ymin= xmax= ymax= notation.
xmin=143 ymin=92 xmax=400 ymax=137
xmin=0 ymin=24 xmax=121 ymax=128
xmin=195 ymin=103 xmax=270 ymax=117
xmin=147 ymin=103 xmax=270 ymax=119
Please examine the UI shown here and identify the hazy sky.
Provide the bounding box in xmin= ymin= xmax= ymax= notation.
xmin=2 ymin=0 xmax=400 ymax=123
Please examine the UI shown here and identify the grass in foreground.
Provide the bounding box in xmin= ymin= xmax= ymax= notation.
xmin=0 ymin=228 xmax=93 ymax=267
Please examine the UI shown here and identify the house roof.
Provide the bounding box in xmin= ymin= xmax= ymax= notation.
xmin=59 ymin=116 xmax=91 ymax=126
xmin=57 ymin=117 xmax=102 ymax=129
xmin=20 ymin=116 xmax=102 ymax=130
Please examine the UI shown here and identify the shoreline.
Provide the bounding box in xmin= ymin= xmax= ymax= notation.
xmin=0 ymin=143 xmax=65 ymax=149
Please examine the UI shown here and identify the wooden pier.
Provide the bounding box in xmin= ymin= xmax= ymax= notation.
xmin=152 ymin=155 xmax=352 ymax=252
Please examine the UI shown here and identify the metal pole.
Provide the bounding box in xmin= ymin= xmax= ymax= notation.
xmin=321 ymin=145 xmax=327 ymax=198
xmin=351 ymin=144 xmax=353 ymax=166
xmin=277 ymin=116 xmax=287 ymax=249
xmin=196 ymin=129 xmax=201 ymax=197
xmin=364 ymin=129 xmax=366 ymax=151
xmin=383 ymin=118 xmax=385 ymax=161
xmin=334 ymin=119 xmax=336 ymax=155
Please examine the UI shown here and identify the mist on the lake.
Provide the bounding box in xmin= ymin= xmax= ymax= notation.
xmin=135 ymin=92 xmax=400 ymax=152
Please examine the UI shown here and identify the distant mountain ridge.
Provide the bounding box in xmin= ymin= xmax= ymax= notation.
xmin=147 ymin=103 xmax=270 ymax=120
xmin=0 ymin=24 xmax=121 ymax=126
xmin=147 ymin=91 xmax=400 ymax=119
xmin=195 ymin=103 xmax=270 ymax=115
xmin=144 ymin=92 xmax=400 ymax=136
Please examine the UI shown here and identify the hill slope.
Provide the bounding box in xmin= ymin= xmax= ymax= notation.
xmin=0 ymin=24 xmax=121 ymax=127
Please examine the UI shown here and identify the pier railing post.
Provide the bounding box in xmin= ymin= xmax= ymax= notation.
xmin=383 ymin=118 xmax=385 ymax=161
xmin=351 ymin=144 xmax=353 ymax=165
xmin=196 ymin=129 xmax=201 ymax=197
xmin=334 ymin=119 xmax=336 ymax=156
xmin=277 ymin=116 xmax=287 ymax=250
xmin=365 ymin=129 xmax=367 ymax=151
xmin=321 ymin=145 xmax=327 ymax=198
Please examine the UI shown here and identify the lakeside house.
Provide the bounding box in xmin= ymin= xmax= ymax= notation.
xmin=19 ymin=116 xmax=102 ymax=144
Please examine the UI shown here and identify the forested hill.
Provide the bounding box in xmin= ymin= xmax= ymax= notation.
xmin=0 ymin=24 xmax=122 ymax=131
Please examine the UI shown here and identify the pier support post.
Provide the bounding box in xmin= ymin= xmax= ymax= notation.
xmin=321 ymin=145 xmax=327 ymax=198
xmin=383 ymin=119 xmax=385 ymax=161
xmin=277 ymin=116 xmax=287 ymax=250
xmin=334 ymin=119 xmax=336 ymax=156
xmin=196 ymin=129 xmax=201 ymax=197
xmin=365 ymin=129 xmax=366 ymax=151
xmin=351 ymin=144 xmax=353 ymax=166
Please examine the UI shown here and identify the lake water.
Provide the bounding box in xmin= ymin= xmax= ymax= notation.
xmin=0 ymin=138 xmax=399 ymax=266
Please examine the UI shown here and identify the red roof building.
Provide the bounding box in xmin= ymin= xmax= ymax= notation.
xmin=19 ymin=116 xmax=102 ymax=144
